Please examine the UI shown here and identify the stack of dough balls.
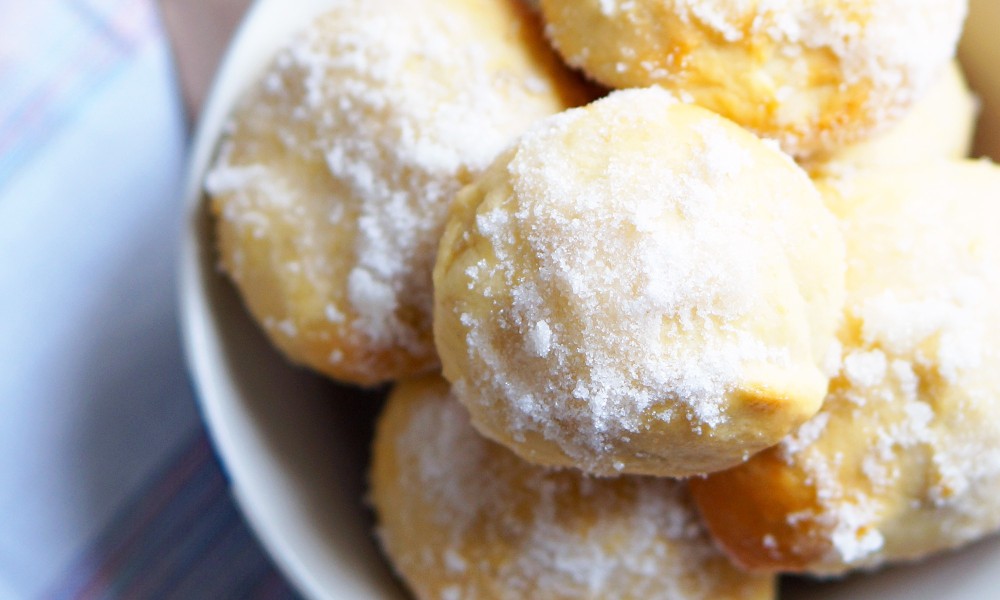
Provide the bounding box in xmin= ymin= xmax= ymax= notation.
xmin=204 ymin=0 xmax=591 ymax=386
xmin=200 ymin=0 xmax=1000 ymax=595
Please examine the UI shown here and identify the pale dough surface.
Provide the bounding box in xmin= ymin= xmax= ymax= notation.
xmin=805 ymin=61 xmax=979 ymax=174
xmin=205 ymin=0 xmax=590 ymax=386
xmin=692 ymin=160 xmax=1000 ymax=576
xmin=434 ymin=87 xmax=845 ymax=477
xmin=370 ymin=375 xmax=775 ymax=600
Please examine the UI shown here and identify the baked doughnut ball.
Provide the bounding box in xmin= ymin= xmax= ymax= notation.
xmin=805 ymin=61 xmax=979 ymax=174
xmin=691 ymin=160 xmax=1000 ymax=576
xmin=204 ymin=0 xmax=591 ymax=386
xmin=433 ymin=87 xmax=846 ymax=477
xmin=539 ymin=0 xmax=968 ymax=156
xmin=370 ymin=375 xmax=775 ymax=600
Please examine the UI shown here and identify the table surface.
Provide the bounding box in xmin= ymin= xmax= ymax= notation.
xmin=0 ymin=0 xmax=299 ymax=597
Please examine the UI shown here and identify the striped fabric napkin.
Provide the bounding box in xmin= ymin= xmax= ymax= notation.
xmin=0 ymin=0 xmax=297 ymax=597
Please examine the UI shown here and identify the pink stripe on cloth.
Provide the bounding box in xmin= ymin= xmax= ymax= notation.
xmin=46 ymin=429 xmax=298 ymax=600
xmin=77 ymin=437 xmax=214 ymax=599
xmin=46 ymin=431 xmax=214 ymax=599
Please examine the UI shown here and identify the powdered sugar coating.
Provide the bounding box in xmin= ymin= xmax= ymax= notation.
xmin=540 ymin=0 xmax=968 ymax=155
xmin=691 ymin=160 xmax=1000 ymax=575
xmin=369 ymin=375 xmax=774 ymax=600
xmin=434 ymin=88 xmax=846 ymax=477
xmin=205 ymin=0 xmax=589 ymax=385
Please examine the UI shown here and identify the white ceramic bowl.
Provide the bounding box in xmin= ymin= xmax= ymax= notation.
xmin=179 ymin=1 xmax=1000 ymax=598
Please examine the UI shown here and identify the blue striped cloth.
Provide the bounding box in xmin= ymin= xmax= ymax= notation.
xmin=47 ymin=433 xmax=294 ymax=600
xmin=0 ymin=1 xmax=300 ymax=597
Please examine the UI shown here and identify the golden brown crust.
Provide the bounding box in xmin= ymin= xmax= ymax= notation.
xmin=690 ymin=447 xmax=830 ymax=572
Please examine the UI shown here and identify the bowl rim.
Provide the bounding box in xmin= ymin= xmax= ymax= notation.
xmin=177 ymin=1 xmax=358 ymax=598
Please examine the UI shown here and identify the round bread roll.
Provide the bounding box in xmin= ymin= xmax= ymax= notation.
xmin=204 ymin=0 xmax=591 ymax=387
xmin=433 ymin=87 xmax=846 ymax=477
xmin=690 ymin=160 xmax=1000 ymax=576
xmin=539 ymin=0 xmax=968 ymax=156
xmin=370 ymin=375 xmax=775 ymax=600
xmin=805 ymin=61 xmax=979 ymax=174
